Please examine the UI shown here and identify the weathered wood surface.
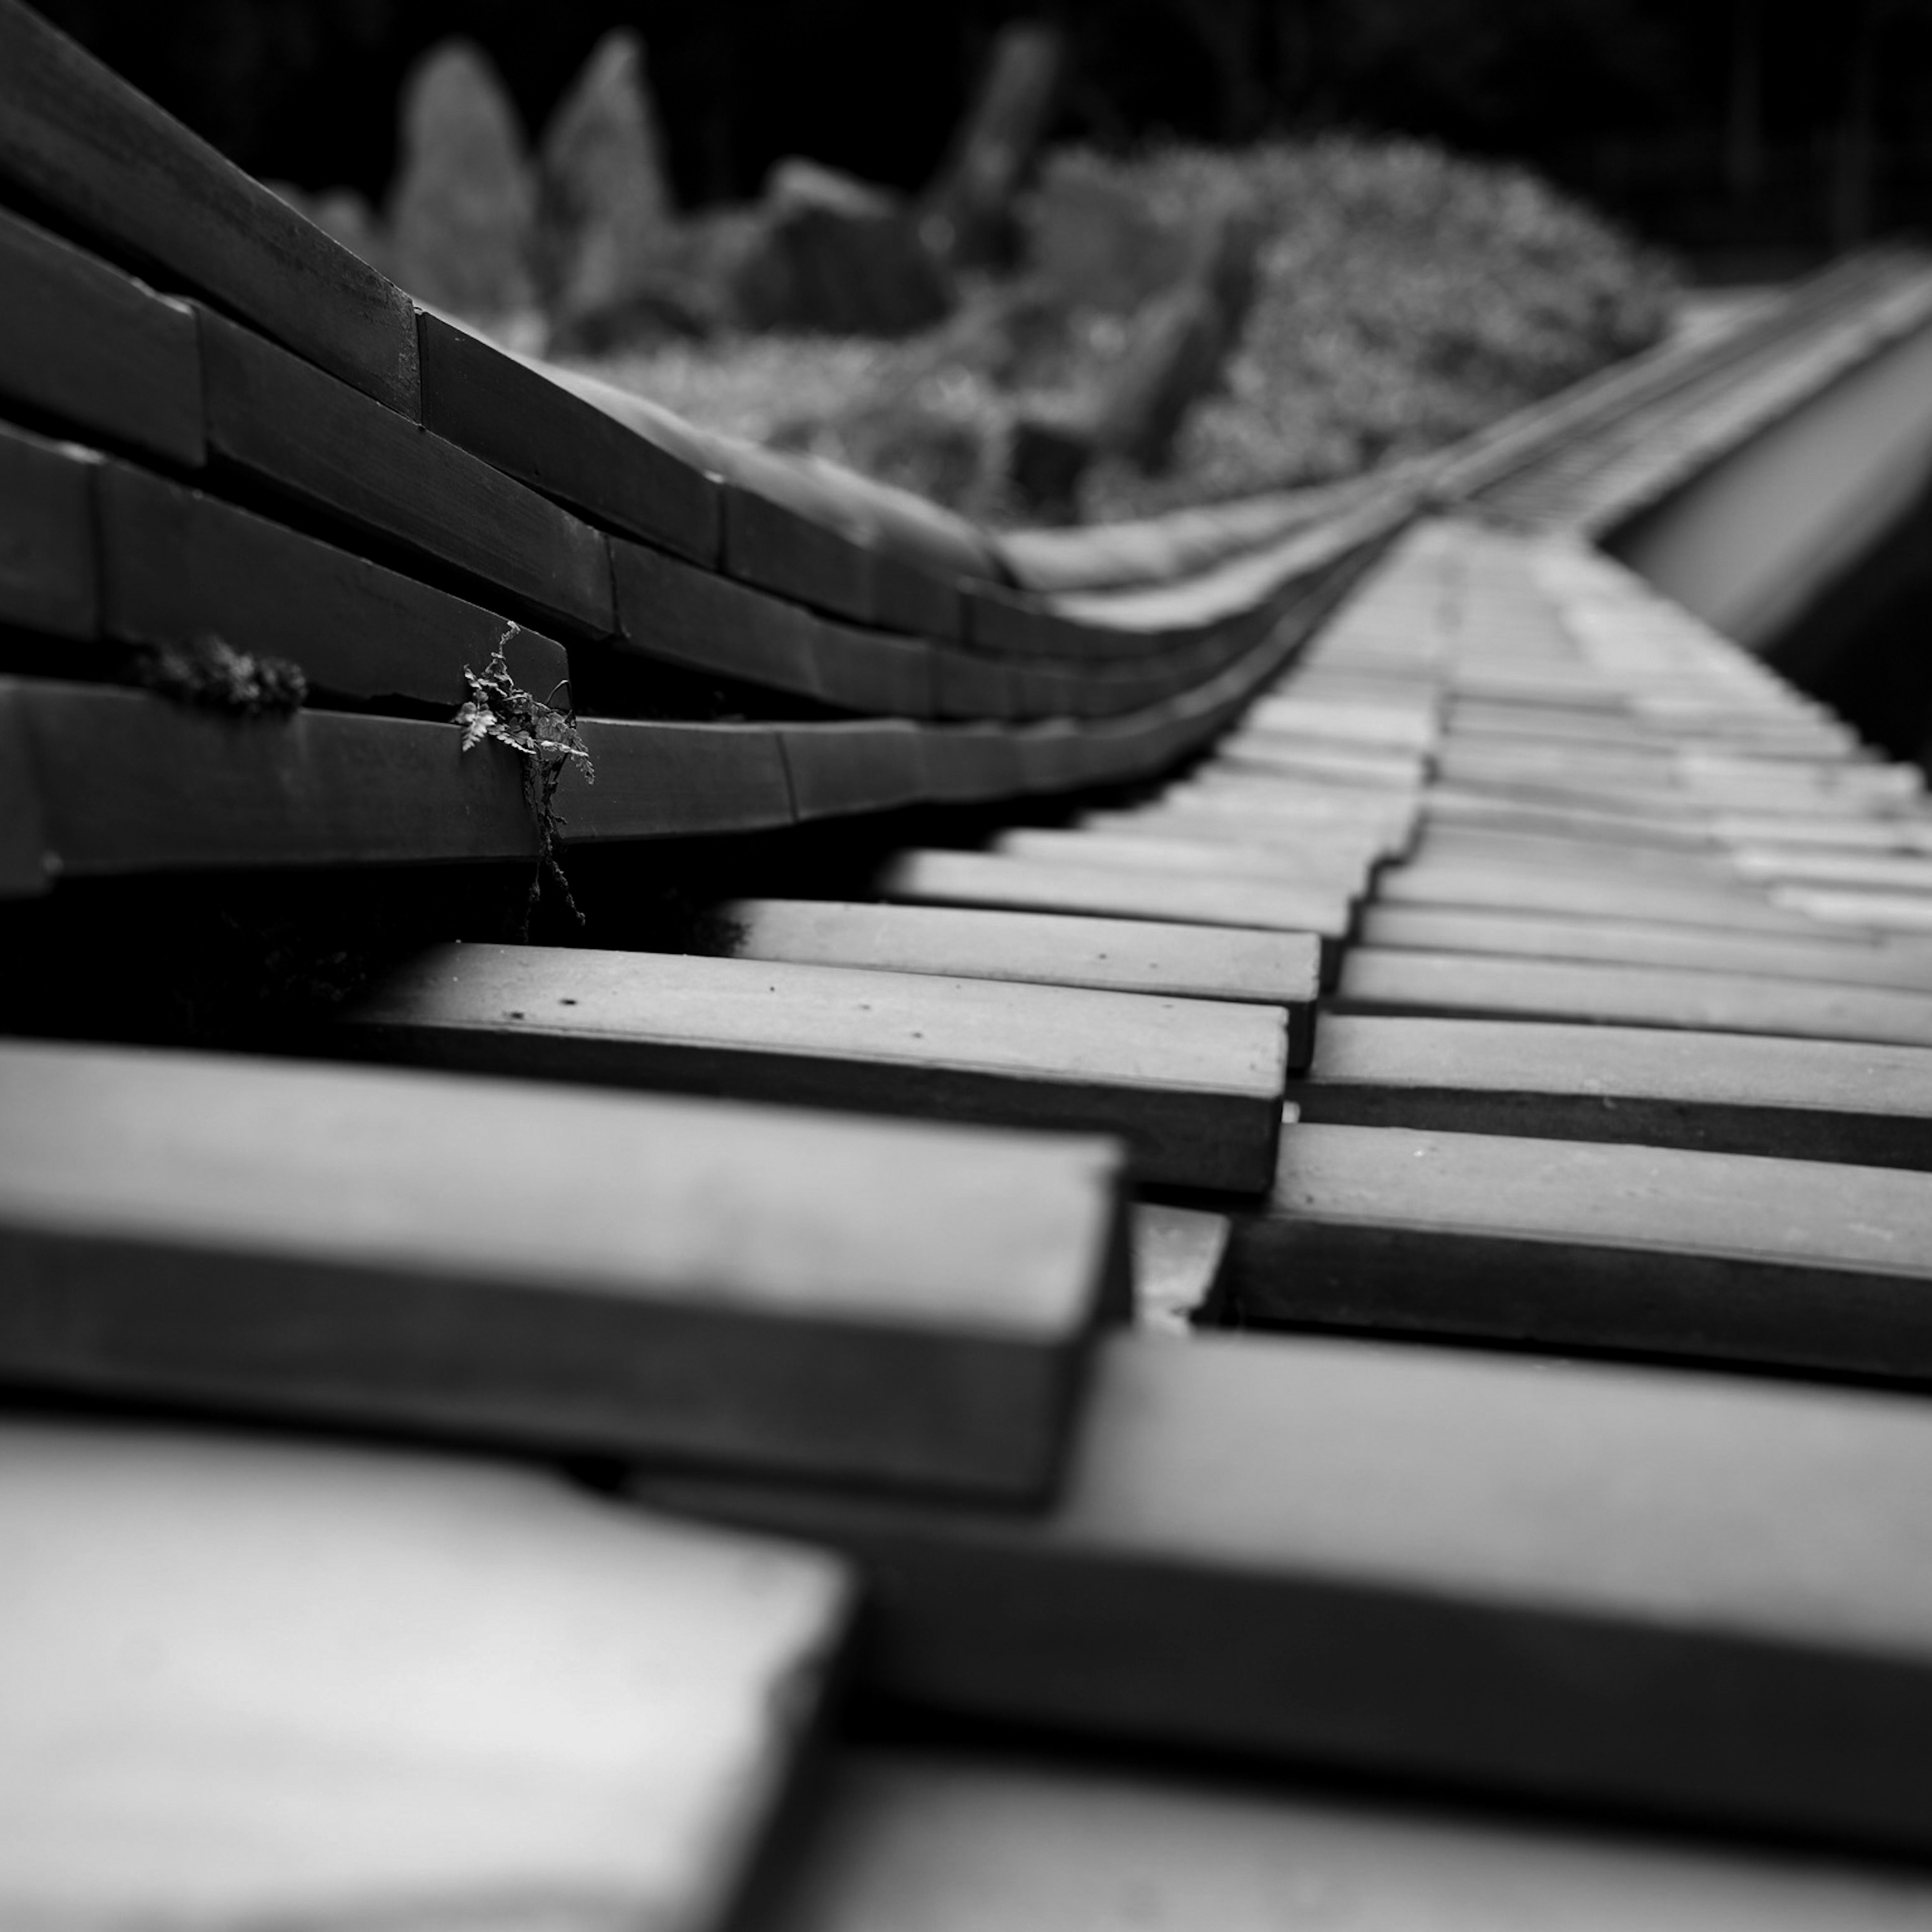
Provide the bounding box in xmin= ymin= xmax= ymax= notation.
xmin=1338 ymin=947 xmax=1932 ymax=1046
xmin=717 ymin=899 xmax=1320 ymax=1062
xmin=649 ymin=1330 xmax=1932 ymax=1852
xmin=992 ymin=827 xmax=1378 ymax=893
xmin=0 ymin=203 xmax=203 ymax=466
xmin=0 ymin=419 xmax=98 ymax=640
xmin=1130 ymin=1203 xmax=1232 ymax=1333
xmin=0 ymin=1039 xmax=1124 ymax=1495
xmin=0 ymin=1420 xmax=850 ymax=1932
xmin=199 ymin=309 xmax=616 ymax=637
xmin=749 ymin=1748 xmax=1932 ymax=1932
xmin=1297 ymin=1014 xmax=1932 ymax=1167
xmin=346 ymin=944 xmax=1289 ymax=1193
xmin=0 ymin=0 xmax=420 ymax=413
xmin=1231 ymin=1122 xmax=1932 ymax=1382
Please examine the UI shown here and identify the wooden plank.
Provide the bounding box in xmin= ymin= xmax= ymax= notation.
xmin=1084 ymin=804 xmax=1411 ymax=864
xmin=199 ymin=310 xmax=615 ymax=637
xmin=0 ymin=1420 xmax=849 ymax=1932
xmin=0 ymin=684 xmax=50 ymax=898
xmin=649 ymin=1329 xmax=1932 ymax=1852
xmin=808 ymin=617 xmax=937 ymax=717
xmin=780 ymin=721 xmax=927 ymax=820
xmin=1417 ymin=821 xmax=1735 ymax=881
xmin=0 ymin=419 xmax=97 ymax=639
xmin=609 ymin=535 xmax=819 ymax=697
xmin=917 ymin=722 xmax=1028 ymax=803
xmin=723 ymin=484 xmax=873 ymax=625
xmin=1733 ymin=848 xmax=1932 ymax=892
xmin=0 ymin=204 xmax=202 ymax=465
xmin=1777 ymin=887 xmax=1932 ymax=935
xmin=1337 ymin=946 xmax=1932 ymax=1046
xmin=417 ymin=311 xmax=718 ymax=563
xmin=98 ymin=459 xmax=571 ymax=709
xmin=1231 ymin=1122 xmax=1932 ymax=1384
xmin=0 ymin=0 xmax=418 ymax=414
xmin=0 ymin=1038 xmax=1124 ymax=1495
xmin=1131 ymin=1203 xmax=1231 ymax=1333
xmin=568 ymin=716 xmax=796 ymax=840
xmin=1422 ymin=784 xmax=1718 ymax=850
xmin=931 ymin=644 xmax=1019 ymax=719
xmin=749 ymin=1747 xmax=1932 ymax=1932
xmin=717 ymin=899 xmax=1320 ymax=1063
xmin=346 ymin=944 xmax=1289 ymax=1193
xmin=993 ymin=827 xmax=1377 ymax=892
xmin=1376 ymin=858 xmax=1841 ymax=936
xmin=877 ymin=849 xmax=1354 ymax=983
xmin=1297 ymin=1015 xmax=1932 ymax=1168
xmin=1358 ymin=903 xmax=1932 ymax=991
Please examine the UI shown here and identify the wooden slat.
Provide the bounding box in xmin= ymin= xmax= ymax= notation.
xmin=992 ymin=827 xmax=1377 ymax=892
xmin=1358 ymin=903 xmax=1932 ymax=991
xmin=878 ymin=850 xmax=1353 ymax=980
xmin=717 ymin=899 xmax=1320 ymax=1063
xmin=1337 ymin=947 xmax=1932 ymax=1046
xmin=1231 ymin=1122 xmax=1932 ymax=1382
xmin=0 ymin=0 xmax=419 ymax=414
xmin=0 ymin=419 xmax=97 ymax=639
xmin=1131 ymin=1203 xmax=1232 ymax=1332
xmin=345 ymin=944 xmax=1289 ymax=1193
xmin=780 ymin=721 xmax=928 ymax=820
xmin=417 ymin=311 xmax=718 ymax=564
xmin=748 ymin=1748 xmax=1932 ymax=1932
xmin=199 ymin=310 xmax=615 ymax=637
xmin=0 ymin=1420 xmax=849 ymax=1932
xmin=0 ymin=684 xmax=50 ymax=898
xmin=649 ymin=1330 xmax=1932 ymax=1852
xmin=0 ymin=203 xmax=203 ymax=465
xmin=0 ymin=1038 xmax=1124 ymax=1495
xmin=97 ymin=459 xmax=571 ymax=708
xmin=723 ymin=482 xmax=873 ymax=625
xmin=1297 ymin=1015 xmax=1932 ymax=1167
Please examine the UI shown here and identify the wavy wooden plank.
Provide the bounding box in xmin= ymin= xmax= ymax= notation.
xmin=650 ymin=1330 xmax=1932 ymax=1852
xmin=993 ymin=827 xmax=1378 ymax=893
xmin=1337 ymin=947 xmax=1932 ymax=1046
xmin=0 ymin=1038 xmax=1124 ymax=1494
xmin=0 ymin=204 xmax=202 ymax=465
xmin=0 ymin=419 xmax=97 ymax=640
xmin=418 ymin=310 xmax=718 ymax=563
xmin=347 ymin=944 xmax=1287 ymax=1193
xmin=0 ymin=0 xmax=418 ymax=413
xmin=1297 ymin=1015 xmax=1932 ymax=1167
xmin=1 ymin=1421 xmax=849 ymax=1932
xmin=749 ymin=1748 xmax=1932 ymax=1932
xmin=1232 ymin=1122 xmax=1932 ymax=1382
xmin=98 ymin=459 xmax=570 ymax=709
xmin=781 ymin=720 xmax=927 ymax=820
xmin=724 ymin=483 xmax=873 ymax=625
xmin=199 ymin=310 xmax=614 ymax=637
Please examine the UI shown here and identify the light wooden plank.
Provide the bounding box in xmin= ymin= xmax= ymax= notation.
xmin=199 ymin=309 xmax=615 ymax=637
xmin=1131 ymin=1203 xmax=1231 ymax=1333
xmin=0 ymin=203 xmax=203 ymax=465
xmin=0 ymin=1038 xmax=1124 ymax=1495
xmin=1337 ymin=947 xmax=1932 ymax=1046
xmin=1777 ymin=887 xmax=1932 ymax=934
xmin=1232 ymin=1122 xmax=1932 ymax=1381
xmin=649 ymin=1329 xmax=1932 ymax=1852
xmin=418 ymin=311 xmax=718 ymax=563
xmin=1422 ymin=784 xmax=1718 ymax=850
xmin=993 ymin=827 xmax=1376 ymax=892
xmin=716 ymin=899 xmax=1320 ymax=1062
xmin=0 ymin=0 xmax=419 ymax=413
xmin=877 ymin=849 xmax=1353 ymax=982
xmin=0 ymin=1420 xmax=849 ymax=1932
xmin=1733 ymin=848 xmax=1932 ymax=892
xmin=0 ymin=419 xmax=97 ymax=639
xmin=346 ymin=943 xmax=1289 ymax=1193
xmin=98 ymin=458 xmax=571 ymax=709
xmin=1357 ymin=903 xmax=1932 ymax=991
xmin=749 ymin=1748 xmax=1932 ymax=1932
xmin=1297 ymin=1015 xmax=1932 ymax=1167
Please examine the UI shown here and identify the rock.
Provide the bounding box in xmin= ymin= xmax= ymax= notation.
xmin=536 ymin=30 xmax=674 ymax=325
xmin=387 ymin=39 xmax=536 ymax=323
xmin=731 ymin=159 xmax=954 ymax=338
xmin=921 ymin=23 xmax=1064 ymax=267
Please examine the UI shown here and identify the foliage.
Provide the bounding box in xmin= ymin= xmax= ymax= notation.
xmin=136 ymin=634 xmax=308 ymax=715
xmin=454 ymin=637 xmax=594 ymax=935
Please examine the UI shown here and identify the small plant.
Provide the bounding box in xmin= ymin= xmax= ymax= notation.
xmin=454 ymin=632 xmax=596 ymax=936
xmin=138 ymin=634 xmax=307 ymax=714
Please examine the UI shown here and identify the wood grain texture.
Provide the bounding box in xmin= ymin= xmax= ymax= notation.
xmin=0 ymin=204 xmax=203 ymax=465
xmin=1231 ymin=1122 xmax=1932 ymax=1383
xmin=98 ymin=459 xmax=570 ymax=708
xmin=1337 ymin=947 xmax=1932 ymax=1046
xmin=0 ymin=419 xmax=98 ymax=639
xmin=418 ymin=311 xmax=718 ymax=562
xmin=723 ymin=484 xmax=873 ymax=624
xmin=1 ymin=1420 xmax=850 ymax=1932
xmin=780 ymin=721 xmax=928 ymax=820
xmin=199 ymin=310 xmax=615 ymax=637
xmin=570 ymin=716 xmax=796 ymax=839
xmin=1357 ymin=903 xmax=1932 ymax=991
xmin=346 ymin=943 xmax=1288 ymax=1193
xmin=748 ymin=1748 xmax=1932 ymax=1932
xmin=1297 ymin=1014 xmax=1932 ymax=1167
xmin=649 ymin=1330 xmax=1932 ymax=1853
xmin=610 ymin=535 xmax=819 ymax=695
xmin=0 ymin=0 xmax=419 ymax=413
xmin=719 ymin=899 xmax=1320 ymax=1061
xmin=0 ymin=1038 xmax=1125 ymax=1495
xmin=994 ymin=827 xmax=1377 ymax=893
